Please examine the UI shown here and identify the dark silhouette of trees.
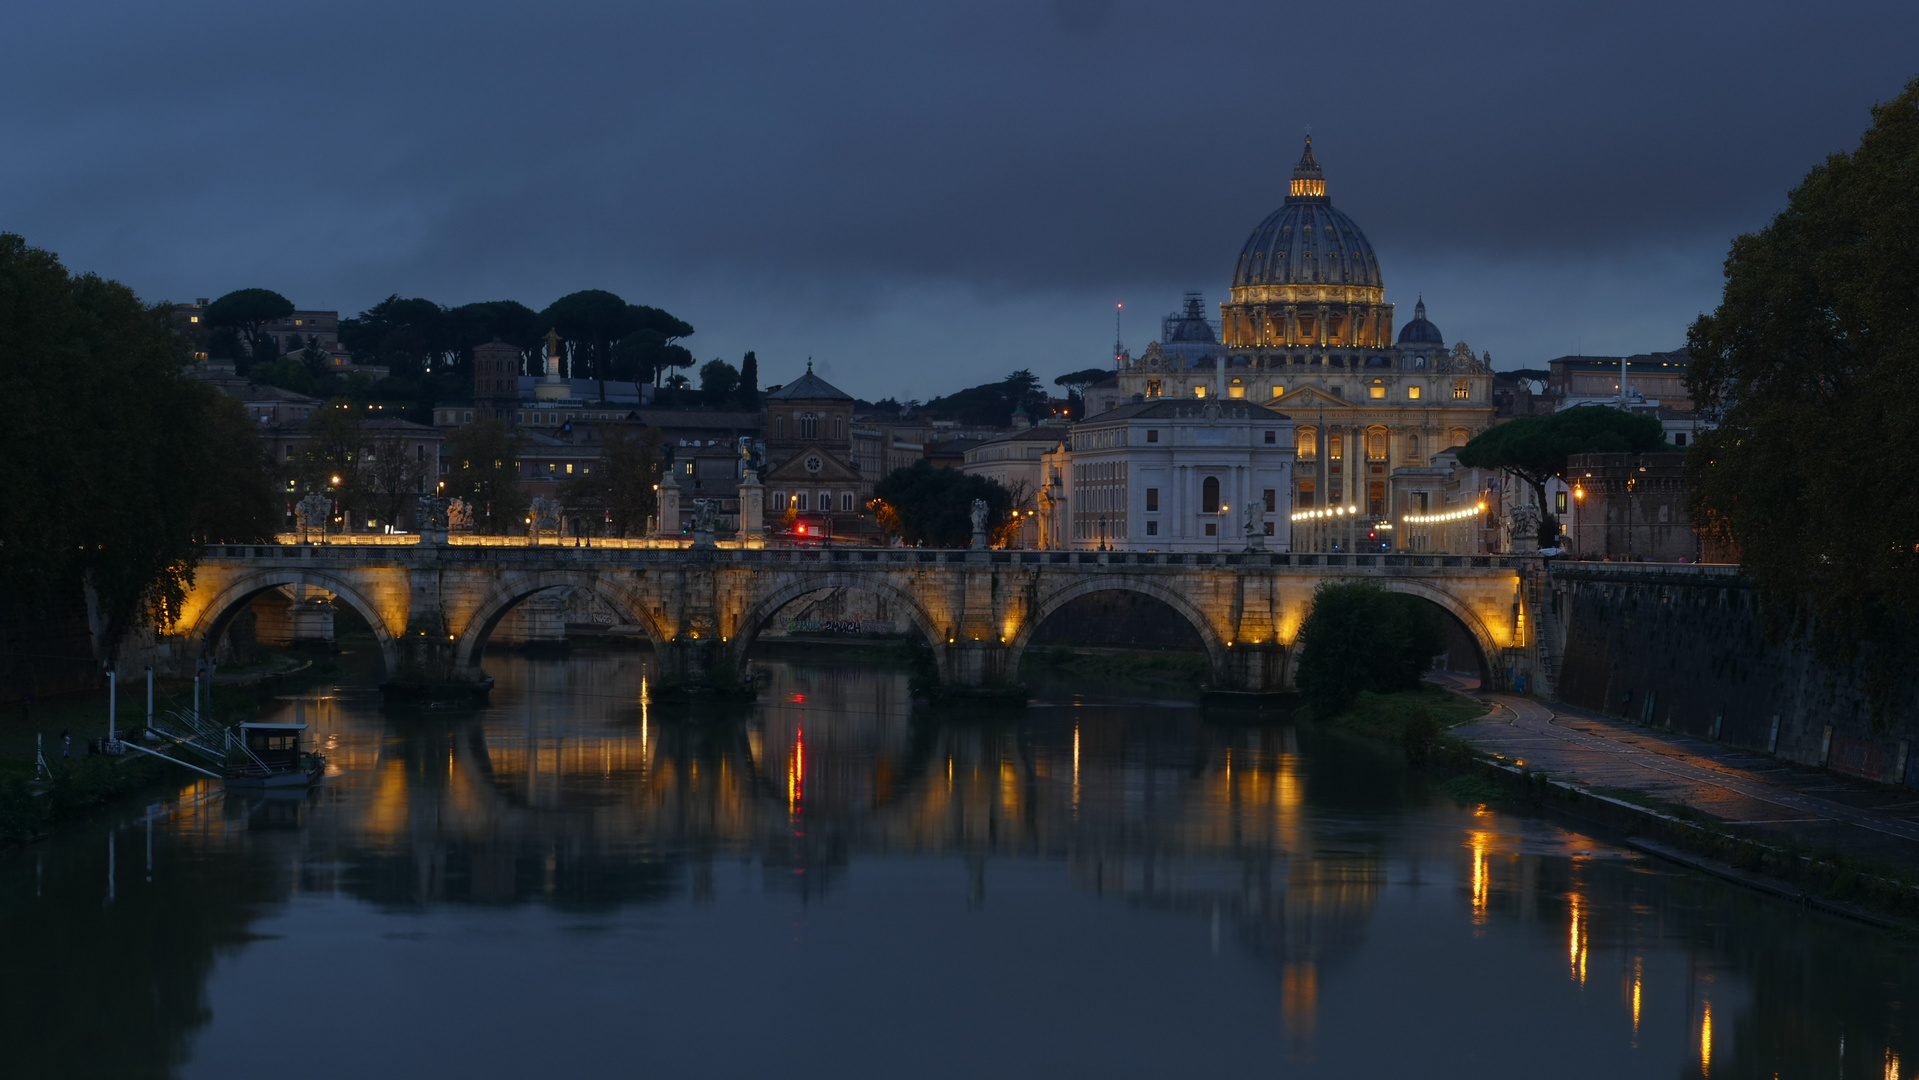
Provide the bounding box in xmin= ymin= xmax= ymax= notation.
xmin=1457 ymin=406 xmax=1663 ymax=548
xmin=870 ymin=461 xmax=1014 ymax=547
xmin=204 ymin=288 xmax=293 ymax=372
xmin=1687 ymin=76 xmax=1919 ymax=711
xmin=1294 ymin=581 xmax=1446 ymax=716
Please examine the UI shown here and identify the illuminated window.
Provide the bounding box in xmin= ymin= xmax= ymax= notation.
xmin=1329 ymin=434 xmax=1344 ymax=461
xmin=1453 ymin=380 xmax=1470 ymax=400
xmin=1367 ymin=429 xmax=1387 ymax=461
xmin=1272 ymin=385 xmax=1284 ymax=398
xmin=1228 ymin=380 xmax=1245 ymax=399
xmin=1194 ymin=385 xmax=1208 ymax=399
xmin=1296 ymin=427 xmax=1317 ymax=461
xmin=1369 ymin=382 xmax=1386 ymax=399
xmin=1146 ymin=378 xmax=1161 ymax=398
xmin=1450 ymin=427 xmax=1469 ymax=447
xmin=1407 ymin=386 xmax=1422 ymax=399
xmin=189 ymin=315 xmax=199 ymax=323
xmin=565 ymin=463 xmax=574 ymax=474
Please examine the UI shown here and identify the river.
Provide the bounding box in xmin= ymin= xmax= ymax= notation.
xmin=2 ymin=647 xmax=1912 ymax=1079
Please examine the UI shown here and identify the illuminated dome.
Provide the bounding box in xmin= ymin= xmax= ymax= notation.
xmin=1397 ymin=298 xmax=1443 ymax=345
xmin=1218 ymin=137 xmax=1393 ymax=351
xmin=1231 ymin=136 xmax=1383 ymax=293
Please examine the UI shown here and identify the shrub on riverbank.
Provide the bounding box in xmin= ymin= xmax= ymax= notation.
xmin=1293 ymin=582 xmax=1447 ymax=716
xmin=0 ymin=753 xmax=182 ymax=849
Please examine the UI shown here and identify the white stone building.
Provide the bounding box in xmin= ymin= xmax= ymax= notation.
xmin=1044 ymin=399 xmax=1295 ymax=552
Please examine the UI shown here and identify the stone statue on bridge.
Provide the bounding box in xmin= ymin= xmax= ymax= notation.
xmin=416 ymin=494 xmax=449 ymax=544
xmin=1243 ymin=498 xmax=1266 ymax=551
xmin=294 ymin=493 xmax=332 ymax=543
xmin=969 ymin=499 xmax=989 ymax=550
xmin=527 ymin=497 xmax=560 ymax=545
xmin=447 ymin=498 xmax=472 ymax=532
xmin=691 ymin=499 xmax=720 ymax=548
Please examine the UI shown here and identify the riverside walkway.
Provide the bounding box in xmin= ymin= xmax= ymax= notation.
xmin=1452 ymin=690 xmax=1919 ymax=876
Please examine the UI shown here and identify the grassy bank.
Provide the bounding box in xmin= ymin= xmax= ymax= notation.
xmin=1020 ymin=646 xmax=1211 ymax=691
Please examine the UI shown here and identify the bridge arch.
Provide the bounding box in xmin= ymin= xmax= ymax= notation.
xmin=1364 ymin=577 xmax=1505 ymax=688
xmin=182 ymin=568 xmax=401 ymax=677
xmin=454 ymin=570 xmax=668 ymax=673
xmin=1005 ymin=577 xmax=1229 ymax=681
xmin=726 ymin=572 xmax=951 ymax=682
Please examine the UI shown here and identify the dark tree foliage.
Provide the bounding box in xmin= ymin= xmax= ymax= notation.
xmin=339 ymin=295 xmax=443 ymax=378
xmin=921 ymin=370 xmax=1051 ymax=428
xmin=204 ymin=287 xmax=293 ymax=373
xmin=541 ymin=289 xmax=631 ymax=400
xmin=443 ymin=419 xmax=525 ymax=535
xmin=1456 ymin=406 xmax=1663 ymax=547
xmin=0 ymin=234 xmax=276 ymax=658
xmin=1053 ymin=367 xmax=1111 ymax=391
xmin=699 ymin=358 xmax=740 ymax=406
xmin=870 ymin=460 xmax=1014 ymax=548
xmin=1686 ymin=77 xmax=1919 ymax=711
xmin=443 ymin=300 xmax=542 ymax=369
xmin=737 ymin=350 xmax=759 ymax=412
xmin=563 ymin=425 xmax=664 ymax=537
xmin=1293 ymin=581 xmax=1446 ymax=717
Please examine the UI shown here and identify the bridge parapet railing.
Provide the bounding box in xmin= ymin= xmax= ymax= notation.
xmin=206 ymin=543 xmax=1529 ymax=574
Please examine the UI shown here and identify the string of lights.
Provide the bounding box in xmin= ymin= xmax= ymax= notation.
xmin=1403 ymin=502 xmax=1487 ymax=525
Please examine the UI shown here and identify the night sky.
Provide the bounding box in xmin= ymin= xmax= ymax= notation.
xmin=3 ymin=1 xmax=1914 ymax=400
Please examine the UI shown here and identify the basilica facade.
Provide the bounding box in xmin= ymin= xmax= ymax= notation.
xmin=1104 ymin=137 xmax=1498 ymax=532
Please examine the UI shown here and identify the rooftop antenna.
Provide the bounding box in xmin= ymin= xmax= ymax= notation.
xmin=1114 ymin=302 xmax=1124 ymax=367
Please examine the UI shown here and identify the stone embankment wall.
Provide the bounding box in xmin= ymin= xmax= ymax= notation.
xmin=1548 ymin=563 xmax=1917 ymax=789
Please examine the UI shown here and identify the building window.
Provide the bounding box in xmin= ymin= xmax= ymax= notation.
xmin=565 ymin=463 xmax=574 ymax=474
xmin=818 ymin=490 xmax=830 ymax=511
xmin=800 ymin=413 xmax=819 ymax=439
xmin=832 ymin=416 xmax=844 ymax=440
xmin=1228 ymin=380 xmax=1245 ymax=399
xmin=1264 ymin=522 xmax=1274 ymax=536
xmin=1204 ymin=522 xmax=1217 ymax=536
xmin=1329 ymin=434 xmax=1344 ymax=461
xmin=1296 ymin=427 xmax=1317 ymax=461
xmin=841 ymin=491 xmax=854 ymax=512
xmin=1369 ymin=382 xmax=1386 ymax=399
xmin=796 ymin=492 xmax=809 ymax=511
xmin=1264 ymin=430 xmax=1277 ymax=444
xmin=1145 ymin=488 xmax=1159 ymax=512
xmin=1263 ymin=489 xmax=1276 ymax=512
xmin=1194 ymin=385 xmax=1208 ymax=399
xmin=1673 ymin=432 xmax=1688 ymax=446
xmin=1146 ymin=429 xmax=1158 ymax=443
xmin=1202 ymin=476 xmax=1220 ymax=514
xmin=1406 ymin=436 xmax=1420 ymax=461
xmin=776 ymin=417 xmax=786 ymax=439
xmin=463 ymin=411 xmax=473 ymax=422
xmin=1408 ymin=386 xmax=1422 ymax=400
xmin=1453 ymin=380 xmax=1470 ymax=400
xmin=1146 ymin=378 xmax=1161 ymax=398
xmin=773 ymin=491 xmax=785 ymax=509
xmin=1146 ymin=521 xmax=1158 ymax=536
xmin=1556 ymin=491 xmax=1569 ymax=514
xmin=1367 ymin=429 xmax=1387 ymax=461
xmin=1368 ymin=481 xmax=1386 ymax=516
xmin=1297 ymin=480 xmax=1316 ymax=508
xmin=1450 ymin=427 xmax=1469 ymax=447
xmin=1272 ymin=385 xmax=1284 ymax=398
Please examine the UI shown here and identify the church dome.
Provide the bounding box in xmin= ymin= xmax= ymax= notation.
xmin=1231 ymin=137 xmax=1383 ymax=292
xmin=1397 ymin=298 xmax=1444 ymax=345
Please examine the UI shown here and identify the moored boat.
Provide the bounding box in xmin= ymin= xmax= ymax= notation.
xmin=225 ymin=722 xmax=326 ymax=789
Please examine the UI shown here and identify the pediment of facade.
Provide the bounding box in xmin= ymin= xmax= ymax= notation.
xmin=764 ymin=444 xmax=862 ymax=483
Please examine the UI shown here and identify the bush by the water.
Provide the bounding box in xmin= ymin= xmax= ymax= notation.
xmin=1293 ymin=581 xmax=1447 ymax=716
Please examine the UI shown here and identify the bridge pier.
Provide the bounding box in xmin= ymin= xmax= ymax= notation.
xmin=1216 ymin=641 xmax=1290 ymax=693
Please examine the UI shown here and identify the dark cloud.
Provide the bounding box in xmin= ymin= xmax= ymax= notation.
xmin=2 ymin=0 xmax=1914 ymax=397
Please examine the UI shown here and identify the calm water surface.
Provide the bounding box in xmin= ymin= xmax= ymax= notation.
xmin=4 ymin=649 xmax=1914 ymax=1079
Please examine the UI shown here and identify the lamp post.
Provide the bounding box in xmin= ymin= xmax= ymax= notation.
xmin=1572 ymin=482 xmax=1585 ymax=560
xmin=1097 ymin=515 xmax=1107 ymax=552
xmin=1217 ymin=503 xmax=1228 ymax=554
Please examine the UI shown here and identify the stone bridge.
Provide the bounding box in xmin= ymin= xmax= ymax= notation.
xmin=167 ymin=544 xmax=1533 ymax=693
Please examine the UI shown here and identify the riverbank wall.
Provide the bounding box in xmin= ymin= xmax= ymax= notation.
xmin=1543 ymin=562 xmax=1918 ymax=789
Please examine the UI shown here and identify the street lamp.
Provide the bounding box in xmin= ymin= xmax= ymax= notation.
xmin=1572 ymin=482 xmax=1585 ymax=560
xmin=1217 ymin=503 xmax=1228 ymax=553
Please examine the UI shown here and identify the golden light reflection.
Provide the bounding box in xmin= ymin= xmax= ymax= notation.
xmin=1567 ymin=893 xmax=1588 ymax=984
xmin=1281 ymin=961 xmax=1317 ymax=1040
xmin=1469 ymin=832 xmax=1490 ymax=922
xmin=1631 ymin=957 xmax=1643 ymax=1038
xmin=1700 ymin=998 xmax=1712 ymax=1076
xmin=1887 ymin=1048 xmax=1902 ymax=1080
xmin=1071 ymin=724 xmax=1080 ymax=816
xmin=787 ymin=724 xmax=805 ymax=818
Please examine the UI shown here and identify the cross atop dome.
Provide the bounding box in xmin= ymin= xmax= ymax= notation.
xmin=1288 ymin=135 xmax=1327 ymax=201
